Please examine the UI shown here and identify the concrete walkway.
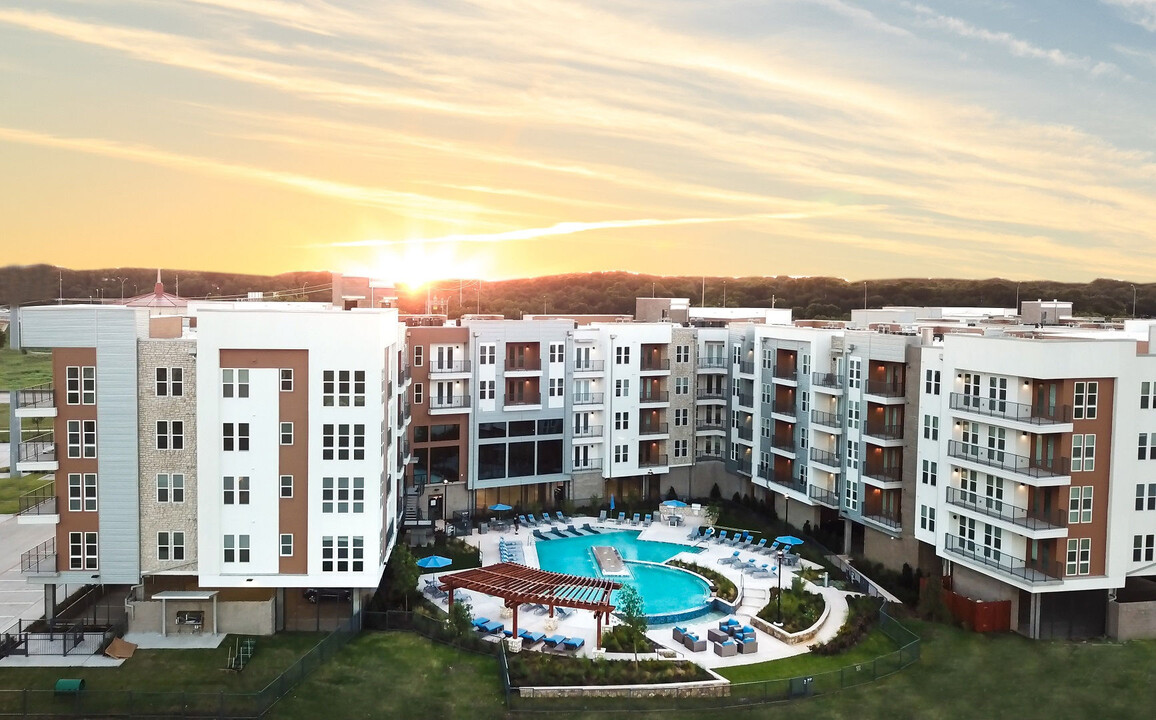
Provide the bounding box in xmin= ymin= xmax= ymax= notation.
xmin=0 ymin=512 xmax=53 ymax=634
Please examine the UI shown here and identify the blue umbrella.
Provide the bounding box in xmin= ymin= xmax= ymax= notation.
xmin=489 ymin=503 xmax=512 ymax=512
xmin=662 ymin=499 xmax=688 ymax=508
xmin=610 ymin=494 xmax=615 ymax=511
xmin=416 ymin=555 xmax=452 ymax=569
xmin=775 ymin=535 xmax=804 ymax=547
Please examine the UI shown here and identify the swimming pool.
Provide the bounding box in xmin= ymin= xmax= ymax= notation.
xmin=535 ymin=531 xmax=711 ymax=619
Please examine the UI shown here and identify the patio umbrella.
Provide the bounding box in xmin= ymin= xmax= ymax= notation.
xmin=774 ymin=535 xmax=804 ymax=547
xmin=416 ymin=555 xmax=453 ymax=585
xmin=610 ymin=494 xmax=615 ymax=511
xmin=662 ymin=499 xmax=688 ymax=508
xmin=489 ymin=503 xmax=512 ymax=512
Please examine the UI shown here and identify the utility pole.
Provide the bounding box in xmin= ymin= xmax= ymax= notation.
xmin=863 ymin=282 xmax=867 ymax=310
xmin=701 ymin=277 xmax=705 ymax=307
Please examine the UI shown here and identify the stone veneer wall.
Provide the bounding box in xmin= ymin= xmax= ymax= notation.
xmin=518 ymin=679 xmax=730 ymax=699
xmin=668 ymin=327 xmax=697 ymax=479
xmin=138 ymin=339 xmax=199 ymax=574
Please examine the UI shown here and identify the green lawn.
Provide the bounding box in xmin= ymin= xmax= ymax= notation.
xmin=267 ymin=623 xmax=1156 ymax=720
xmin=0 ymin=472 xmax=49 ymax=513
xmin=718 ymin=626 xmax=899 ymax=683
xmin=0 ymin=349 xmax=53 ymax=390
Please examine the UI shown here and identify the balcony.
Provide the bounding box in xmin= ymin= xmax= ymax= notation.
xmin=810 ymin=448 xmax=842 ymax=469
xmin=863 ymin=512 xmax=902 ymax=533
xmin=638 ymin=390 xmax=670 ymax=404
xmin=736 ymin=393 xmax=755 ymax=408
xmin=696 ymin=451 xmax=725 ymax=462
xmin=945 ymin=487 xmax=1067 ymax=536
xmin=697 ymin=357 xmax=728 ymax=372
xmin=429 ymin=395 xmax=471 ymax=412
xmin=573 ymin=458 xmax=604 ymax=471
xmin=696 ymin=388 xmax=726 ymax=402
xmin=862 ymin=466 xmax=903 ymax=489
xmin=16 ymin=482 xmax=58 ymax=524
xmin=639 ymin=454 xmax=669 ymax=468
xmin=640 ymin=357 xmax=670 ymax=372
xmin=765 ymin=471 xmax=807 ymax=495
xmin=573 ymin=392 xmax=605 ymax=406
xmin=811 ymin=409 xmax=842 ymax=431
xmin=735 ymin=458 xmax=752 ymax=476
xmin=737 ymin=361 xmax=755 ymax=375
xmin=21 ymin=538 xmax=57 ymax=576
xmin=949 ymin=393 xmax=1073 ymax=430
xmin=812 ymin=373 xmax=844 ymax=391
xmin=735 ymin=427 xmax=753 ymax=442
xmin=695 ymin=419 xmax=726 ymax=433
xmin=16 ymin=435 xmax=58 ymax=472
xmin=771 ymin=367 xmax=798 ymax=384
xmin=15 ymin=383 xmax=56 ymax=417
xmin=947 ymin=440 xmax=1070 ymax=485
xmin=771 ymin=400 xmax=796 ymax=419
xmin=399 ymin=364 xmax=412 ymax=384
xmin=573 ymin=424 xmax=603 ymax=438
xmin=865 ymin=380 xmax=905 ymax=403
xmin=863 ymin=423 xmax=903 ymax=444
xmin=504 ymin=392 xmax=542 ymax=407
xmin=574 ymin=360 xmax=605 ymax=373
xmin=428 ymin=360 xmax=471 ymax=376
xmin=770 ymin=435 xmax=795 ymax=452
xmin=809 ymin=484 xmax=840 ymax=508
xmin=639 ymin=422 xmax=670 ymax=436
xmin=505 ymin=358 xmax=541 ymax=372
xmin=943 ymin=534 xmax=1062 ymax=585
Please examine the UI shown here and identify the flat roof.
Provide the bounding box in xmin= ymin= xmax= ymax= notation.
xmin=151 ymin=590 xmax=219 ymax=600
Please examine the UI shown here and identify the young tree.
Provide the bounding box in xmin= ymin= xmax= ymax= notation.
xmin=383 ymin=544 xmax=420 ymax=610
xmin=616 ymin=584 xmax=647 ymax=665
xmin=447 ymin=597 xmax=473 ymax=638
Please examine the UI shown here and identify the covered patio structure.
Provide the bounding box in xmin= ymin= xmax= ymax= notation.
xmin=438 ymin=563 xmax=621 ymax=649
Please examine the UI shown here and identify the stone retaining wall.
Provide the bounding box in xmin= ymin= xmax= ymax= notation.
xmin=519 ymin=679 xmax=730 ymax=699
xmin=749 ymin=591 xmax=830 ymax=645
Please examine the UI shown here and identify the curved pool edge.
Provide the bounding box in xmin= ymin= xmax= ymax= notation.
xmin=621 ymin=560 xmax=713 ymax=624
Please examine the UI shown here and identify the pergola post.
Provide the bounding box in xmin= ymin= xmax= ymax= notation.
xmin=596 ymin=611 xmax=602 ymax=649
xmin=511 ymin=603 xmax=519 ymax=637
xmin=448 ymin=588 xmax=455 ymax=608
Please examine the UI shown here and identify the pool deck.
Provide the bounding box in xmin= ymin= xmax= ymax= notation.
xmin=421 ymin=515 xmax=852 ymax=669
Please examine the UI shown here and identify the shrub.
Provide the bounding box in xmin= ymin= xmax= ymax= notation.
xmin=600 ymin=625 xmax=654 ymax=653
xmin=709 ymin=483 xmax=722 ymax=500
xmin=757 ymin=585 xmax=825 ymax=633
xmin=666 ymin=486 xmax=679 ymax=501
xmin=812 ymin=595 xmax=880 ymax=655
xmin=507 ymin=653 xmax=711 ymax=686
xmin=666 ymin=559 xmax=738 ymax=602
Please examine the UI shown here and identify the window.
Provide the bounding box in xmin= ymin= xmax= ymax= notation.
xmin=674 ymin=408 xmax=688 ymax=426
xmin=157 ymin=474 xmax=185 ymax=503
xmin=67 ymin=420 xmax=97 ymax=459
xmin=615 ymin=379 xmax=629 ymax=397
xmin=1072 ymin=434 xmax=1095 ymax=471
xmin=1133 ymin=534 xmax=1155 ymax=562
xmin=1069 ymin=486 xmax=1093 ymax=524
xmin=68 ymin=531 xmax=98 ymax=570
xmin=732 ymin=345 xmax=741 ymax=364
xmin=676 ymin=345 xmax=689 ymax=363
xmin=1135 ymin=483 xmax=1156 ymax=511
xmin=922 ymin=415 xmax=938 ymax=440
xmin=1139 ymin=433 xmax=1156 ymax=460
xmin=413 ymin=346 xmax=424 ymax=367
xmin=616 ymin=346 xmax=630 ymax=365
xmin=762 ymin=349 xmax=773 ymax=369
xmin=925 ymin=369 xmax=940 ymax=395
xmin=848 ymin=401 xmax=860 ymax=430
xmin=982 ymin=524 xmax=1002 ymax=561
xmin=675 ymin=377 xmax=689 ymax=395
xmin=920 ymin=505 xmax=936 ymax=532
xmin=280 ymin=422 xmax=294 ymax=445
xmin=280 ymin=534 xmax=294 ymax=557
xmin=761 ymin=383 xmax=771 ymax=404
xmin=222 ymin=368 xmax=250 ymax=398
xmin=156 ymin=367 xmax=183 ymax=397
xmin=66 ymin=366 xmax=96 ymax=405
xmin=479 ymin=345 xmax=495 ymax=365
xmin=322 ymin=424 xmax=365 ymax=460
xmin=548 ymin=378 xmax=564 ymax=397
xmin=760 ymin=418 xmax=770 ymax=438
xmin=800 ymin=393 xmax=810 ymax=414
xmin=67 ymin=473 xmax=97 ymax=512
xmin=157 ymin=421 xmax=184 ymax=450
xmin=847 ymin=440 xmax=859 ymax=470
xmin=280 ymin=475 xmax=293 ymax=498
xmin=1073 ymin=381 xmax=1097 ymax=420
xmin=223 ymin=476 xmax=250 ymax=505
xmin=322 ymin=536 xmax=364 ymax=572
xmin=614 ymin=444 xmax=628 ymax=463
xmin=323 ymin=370 xmax=366 ymax=407
xmin=413 ymin=383 xmax=423 ymax=404
xmin=549 ymin=343 xmax=564 ymax=363
xmin=1066 ymin=538 xmax=1091 ymax=576
xmin=732 ymin=410 xmax=740 ymax=429
xmin=732 ymin=379 xmax=741 ymax=397
xmin=223 ymin=534 xmax=250 ymax=563
xmin=844 ymin=478 xmax=858 ymax=511
xmin=800 ymin=354 xmax=810 ymax=376
xmin=848 ymin=358 xmax=861 ymax=389
xmin=921 ymin=460 xmax=937 ymax=486
xmin=280 ymin=368 xmax=294 ymax=392
xmin=222 ymin=423 xmax=249 ymax=451
xmin=158 ymin=531 xmax=185 ymax=561
xmin=479 ymin=380 xmax=495 ymax=400
xmin=322 ymin=477 xmax=365 ymax=513
xmin=674 ymin=439 xmax=688 ymax=458
xmin=614 ymin=412 xmax=629 ymax=430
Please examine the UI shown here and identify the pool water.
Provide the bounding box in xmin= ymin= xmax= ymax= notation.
xmin=535 ymin=531 xmax=710 ymax=617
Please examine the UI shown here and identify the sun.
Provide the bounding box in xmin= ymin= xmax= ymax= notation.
xmin=355 ymin=240 xmax=490 ymax=290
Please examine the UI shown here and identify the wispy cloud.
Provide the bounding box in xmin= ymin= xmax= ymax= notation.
xmin=1102 ymin=0 xmax=1156 ymax=31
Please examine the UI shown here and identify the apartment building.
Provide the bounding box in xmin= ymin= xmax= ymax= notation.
xmin=13 ymin=301 xmax=406 ymax=633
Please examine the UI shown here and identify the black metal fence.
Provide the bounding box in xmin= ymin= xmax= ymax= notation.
xmin=362 ymin=610 xmax=502 ymax=657
xmin=0 ymin=614 xmax=359 ymax=719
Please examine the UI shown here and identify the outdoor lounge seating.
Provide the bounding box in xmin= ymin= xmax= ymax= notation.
xmin=562 ymin=637 xmax=585 ymax=651
xmin=702 ymin=527 xmax=715 ymax=542
xmin=598 ymin=510 xmax=607 ymax=522
xmin=616 ymin=512 xmax=626 ymax=524
xmin=517 ymin=514 xmax=532 ymax=527
xmin=738 ymin=637 xmax=759 ymax=654
xmin=719 ymin=618 xmax=740 ymax=632
xmin=480 ymin=620 xmax=504 ymax=634
xmin=519 ymin=630 xmax=546 ymax=645
xmin=643 ymin=513 xmax=653 ymax=526
xmin=532 ymin=529 xmax=551 ymax=542
xmin=707 ymin=628 xmax=729 ymax=644
xmin=672 ymin=626 xmax=687 ymax=643
xmin=682 ymin=634 xmax=707 ymax=652
xmin=556 ymin=606 xmax=574 ymax=618
xmin=686 ymin=526 xmax=701 ymax=540
xmin=543 ymin=634 xmax=567 ymax=648
xmin=751 ymin=564 xmax=772 ymax=578
xmin=631 ymin=513 xmax=641 ymax=525
xmin=713 ymin=639 xmax=738 ymax=657
xmin=752 ymin=538 xmax=768 ymax=552
xmin=582 ymin=523 xmax=600 ymax=534
xmin=472 ymin=617 xmax=491 ymax=629
xmin=555 ymin=511 xmax=567 ymax=523
xmin=718 ymin=551 xmax=740 ymax=565
xmin=715 ymin=530 xmax=728 ymax=544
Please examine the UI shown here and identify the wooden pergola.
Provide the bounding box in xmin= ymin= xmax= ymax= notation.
xmin=438 ymin=563 xmax=622 ymax=649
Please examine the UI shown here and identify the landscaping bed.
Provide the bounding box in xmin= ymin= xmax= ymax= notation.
xmin=756 ymin=580 xmax=826 ymax=633
xmin=507 ymin=652 xmax=712 ymax=687
xmin=665 ymin=559 xmax=737 ymax=602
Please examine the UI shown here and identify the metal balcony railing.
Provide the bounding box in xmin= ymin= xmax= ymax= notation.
xmin=18 ymin=435 xmax=56 ymax=464
xmin=766 ymin=472 xmax=807 ymax=494
xmin=812 ymin=373 xmax=844 ymax=389
xmin=811 ymin=410 xmax=841 ymax=428
xmin=735 ymin=458 xmax=753 ymax=475
xmin=738 ymin=361 xmax=755 ymax=374
xmin=17 ymin=482 xmax=56 ymax=516
xmin=17 ymin=383 xmax=55 ymax=410
xmin=428 ymin=360 xmax=471 ymax=375
xmin=947 ymin=440 xmax=1070 ymax=479
xmin=21 ymin=539 xmax=56 ymax=575
xmin=697 ymin=357 xmax=728 ymax=369
xmin=772 ymin=367 xmax=798 ymax=382
xmin=505 ymin=358 xmax=542 ymax=371
xmin=866 ymin=380 xmax=905 ymax=397
xmin=736 ymin=427 xmax=753 ymax=441
xmin=770 ymin=436 xmax=795 ymax=452
xmin=696 ymin=451 xmax=725 ymax=462
xmin=810 ymin=448 xmax=842 ymax=467
xmin=429 ymin=395 xmax=471 ymax=410
xmin=640 ymin=357 xmax=670 ymax=371
xmin=945 ymin=487 xmax=1066 ymax=530
xmin=864 ymin=423 xmax=903 ymax=441
xmin=639 ymin=454 xmax=669 ymax=468
xmin=736 ymin=393 xmax=755 ymax=408
xmin=771 ymin=400 xmax=795 ymax=416
xmin=863 ymin=466 xmax=903 ymax=485
xmin=809 ymin=485 xmax=840 ymax=507
xmin=572 ymin=392 xmax=604 ymax=405
xmin=949 ymin=393 xmax=1073 ymax=425
xmin=573 ymin=360 xmax=605 ymax=372
xmin=639 ymin=391 xmax=669 ymax=403
xmin=505 ymin=392 xmax=542 ymax=406
xmin=572 ymin=424 xmax=603 ymax=438
xmin=695 ymin=419 xmax=725 ymax=432
xmin=696 ymin=388 xmax=726 ymax=400
xmin=943 ymin=534 xmax=1062 ymax=584
xmin=573 ymin=458 xmax=603 ymax=471
xmin=863 ymin=512 xmax=902 ymax=531
xmin=639 ymin=422 xmax=669 ymax=436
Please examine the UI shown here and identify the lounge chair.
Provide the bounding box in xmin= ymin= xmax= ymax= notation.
xmin=598 ymin=509 xmax=607 ymax=522
xmin=472 ymin=617 xmax=491 ymax=629
xmin=533 ymin=529 xmax=551 ymax=542
xmin=718 ymin=551 xmax=740 ymax=565
xmin=743 ymin=558 xmax=759 ymax=573
xmin=643 ymin=513 xmax=653 ymax=526
xmin=751 ymin=564 xmax=771 ymax=578
xmin=616 ymin=512 xmax=626 ymax=524
xmin=517 ymin=514 xmax=531 ymax=527
xmin=582 ymin=523 xmax=600 ymax=534
xmin=738 ymin=637 xmax=759 ymax=654
xmin=566 ymin=524 xmax=583 ymax=536
xmin=549 ymin=526 xmax=567 ymax=538
xmin=764 ymin=541 xmax=781 ymax=555
xmin=672 ymin=626 xmax=687 ymax=643
xmin=557 ymin=606 xmax=574 ymax=618
xmin=682 ymin=634 xmax=707 ymax=652
xmin=527 ymin=513 xmax=541 ymax=525
xmin=562 ymin=637 xmax=585 ymax=651
xmin=715 ymin=530 xmax=728 ymax=544
xmin=686 ymin=526 xmax=701 ymax=540
xmin=702 ymin=527 xmax=715 ymax=542
xmin=555 ymin=511 xmax=567 ymax=523
xmin=481 ymin=620 xmax=504 ymax=634
xmin=519 ymin=630 xmax=546 ymax=645
xmin=719 ymin=618 xmax=739 ymax=631
xmin=631 ymin=513 xmax=641 ymax=526
xmin=737 ymin=534 xmax=753 ymax=548
xmin=713 ymin=639 xmax=738 ymax=657
xmin=543 ymin=634 xmax=567 ymax=648
xmin=752 ymin=538 xmax=768 ymax=552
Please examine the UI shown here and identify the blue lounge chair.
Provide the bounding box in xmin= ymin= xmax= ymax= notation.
xmin=562 ymin=637 xmax=585 ymax=650
xmin=582 ymin=523 xmax=601 ymax=534
xmin=687 ymin=526 xmax=701 ymax=540
xmin=743 ymin=558 xmax=759 ymax=573
xmin=631 ymin=513 xmax=641 ymax=525
xmin=550 ymin=526 xmax=567 ymax=538
xmin=543 ymin=634 xmax=566 ymax=648
xmin=533 ymin=529 xmax=551 ymax=541
xmin=751 ymin=564 xmax=771 ymax=578
xmin=719 ymin=618 xmax=739 ymax=631
xmin=702 ymin=527 xmax=715 ymax=542
xmin=520 ymin=630 xmax=546 ymax=645
xmin=517 ymin=514 xmax=531 ymax=527
xmin=557 ymin=606 xmax=574 ymax=618
xmin=752 ymin=538 xmax=768 ymax=552
xmin=715 ymin=530 xmax=728 ymax=544
xmin=482 ymin=620 xmax=505 ymax=634
xmin=643 ymin=513 xmax=653 ymax=526
xmin=555 ymin=511 xmax=567 ymax=523
xmin=472 ymin=617 xmax=491 ymax=629
xmin=566 ymin=524 xmax=583 ymax=537
xmin=598 ymin=509 xmax=607 ymax=522
xmin=718 ymin=550 xmax=740 ymax=565
xmin=616 ymin=512 xmax=626 ymax=524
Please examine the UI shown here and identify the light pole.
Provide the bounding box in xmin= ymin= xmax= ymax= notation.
xmin=775 ymin=549 xmax=785 ymax=626
xmin=1132 ymin=284 xmax=1137 ymax=318
xmin=115 ymin=277 xmax=127 ymax=300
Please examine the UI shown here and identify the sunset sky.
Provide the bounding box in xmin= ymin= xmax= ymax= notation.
xmin=2 ymin=1 xmax=1155 ymax=283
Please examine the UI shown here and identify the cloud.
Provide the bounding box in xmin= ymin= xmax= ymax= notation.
xmin=804 ymin=0 xmax=913 ymax=37
xmin=1102 ymin=0 xmax=1156 ymax=31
